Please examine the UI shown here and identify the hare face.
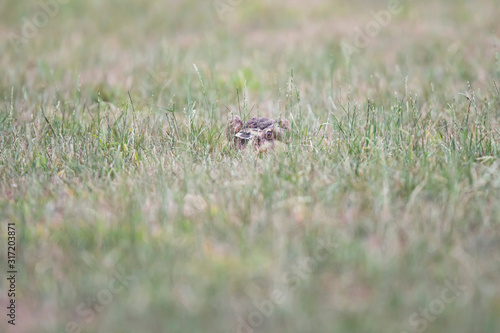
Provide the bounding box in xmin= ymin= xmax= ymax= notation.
xmin=226 ymin=115 xmax=290 ymax=152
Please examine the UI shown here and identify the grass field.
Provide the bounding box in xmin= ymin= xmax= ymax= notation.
xmin=1 ymin=0 xmax=500 ymax=332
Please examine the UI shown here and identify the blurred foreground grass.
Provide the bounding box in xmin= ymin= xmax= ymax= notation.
xmin=1 ymin=0 xmax=500 ymax=332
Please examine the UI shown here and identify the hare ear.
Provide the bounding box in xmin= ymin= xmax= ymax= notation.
xmin=226 ymin=114 xmax=243 ymax=140
xmin=275 ymin=119 xmax=290 ymax=142
xmin=278 ymin=118 xmax=290 ymax=130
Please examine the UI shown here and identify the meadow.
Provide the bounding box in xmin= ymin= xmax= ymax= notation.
xmin=1 ymin=0 xmax=500 ymax=332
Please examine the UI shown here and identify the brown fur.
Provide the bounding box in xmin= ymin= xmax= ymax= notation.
xmin=226 ymin=115 xmax=290 ymax=152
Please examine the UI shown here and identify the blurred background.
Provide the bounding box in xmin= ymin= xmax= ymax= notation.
xmin=1 ymin=1 xmax=500 ymax=333
xmin=1 ymin=0 xmax=498 ymax=110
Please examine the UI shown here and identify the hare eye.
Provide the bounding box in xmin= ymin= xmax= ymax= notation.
xmin=266 ymin=130 xmax=273 ymax=139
